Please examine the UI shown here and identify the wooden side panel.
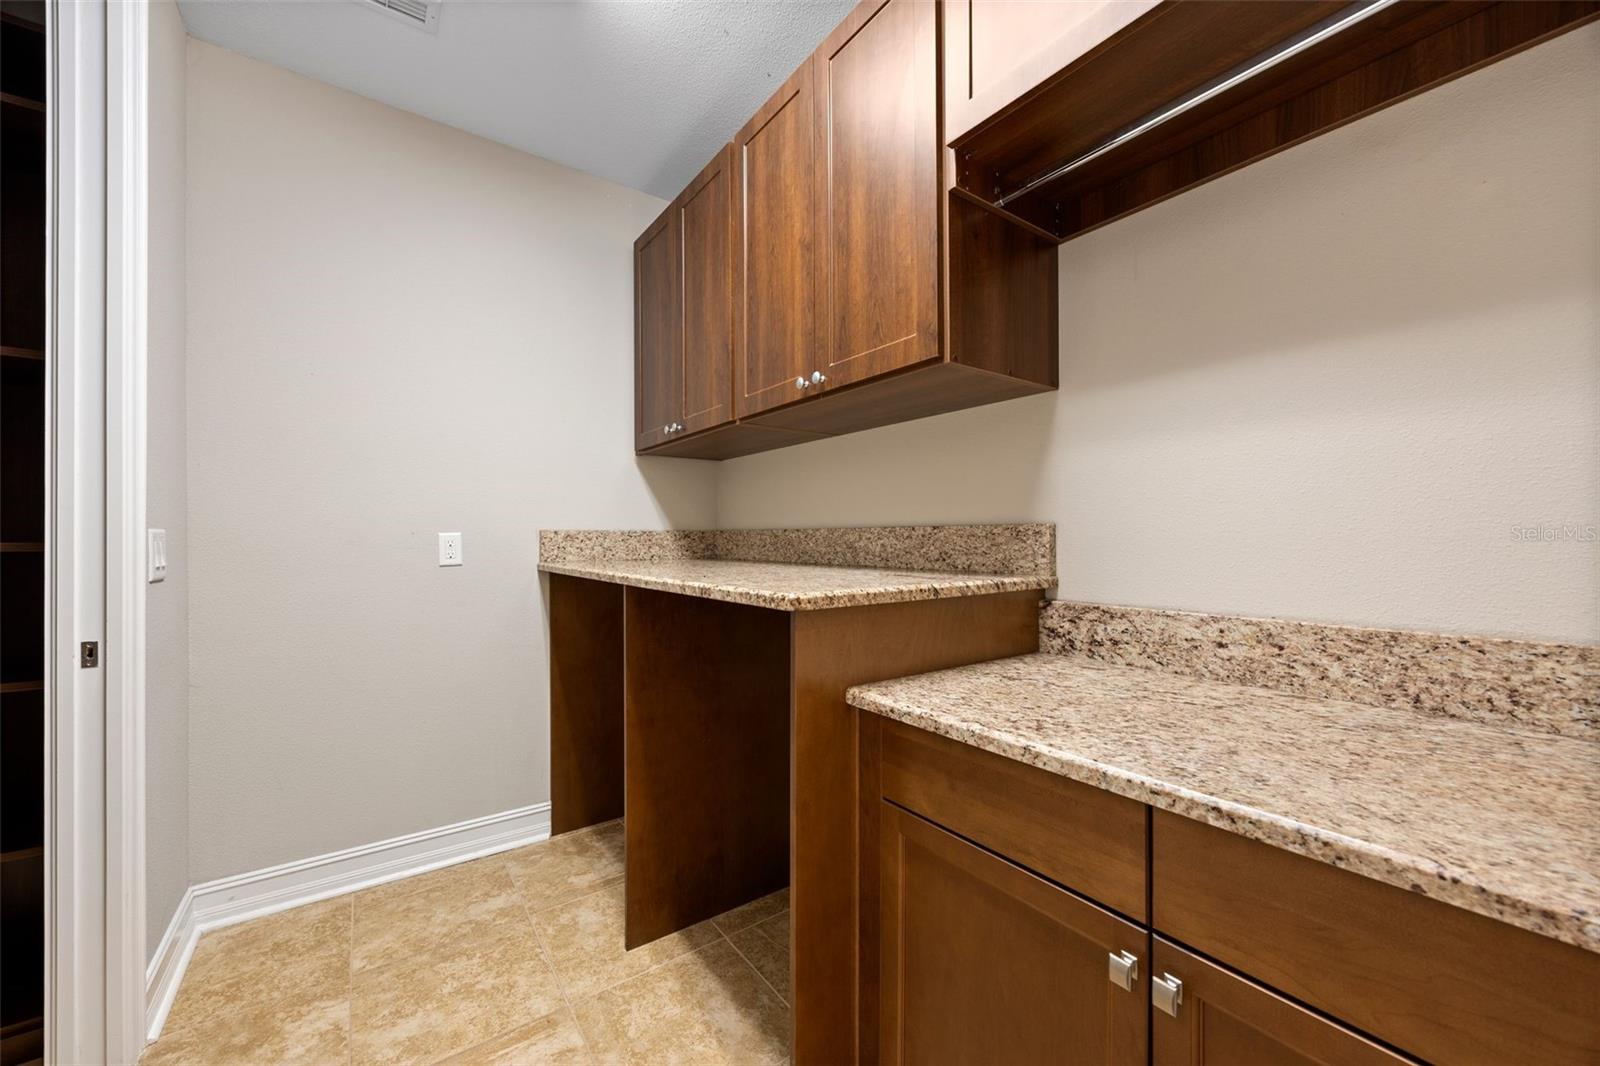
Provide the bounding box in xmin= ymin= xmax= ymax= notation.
xmin=678 ymin=145 xmax=734 ymax=436
xmin=1154 ymin=811 xmax=1600 ymax=1065
xmin=634 ymin=206 xmax=680 ymax=451
xmin=879 ymin=718 xmax=1146 ymax=920
xmin=734 ymin=62 xmax=819 ymax=418
xmin=880 ymin=805 xmax=1147 ymax=1066
xmin=813 ymin=0 xmax=940 ymax=389
xmin=945 ymin=193 xmax=1057 ymax=385
xmin=548 ymin=574 xmax=624 ymax=835
xmin=622 ymin=588 xmax=791 ymax=948
xmin=792 ymin=591 xmax=1040 ymax=1066
xmin=1151 ymin=938 xmax=1406 ymax=1066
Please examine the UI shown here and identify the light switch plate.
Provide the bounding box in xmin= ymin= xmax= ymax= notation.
xmin=438 ymin=532 xmax=463 ymax=567
xmin=148 ymin=528 xmax=168 ymax=583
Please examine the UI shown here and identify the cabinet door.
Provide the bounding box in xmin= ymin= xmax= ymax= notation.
xmin=813 ymin=0 xmax=939 ymax=392
xmin=733 ymin=63 xmax=818 ymax=418
xmin=879 ymin=802 xmax=1147 ymax=1066
xmin=943 ymin=1 xmax=1158 ymax=142
xmin=634 ymin=205 xmax=680 ymax=451
xmin=677 ymin=146 xmax=734 ymax=436
xmin=1150 ymin=938 xmax=1406 ymax=1066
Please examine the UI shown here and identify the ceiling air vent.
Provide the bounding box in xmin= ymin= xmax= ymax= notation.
xmin=359 ymin=0 xmax=442 ymax=33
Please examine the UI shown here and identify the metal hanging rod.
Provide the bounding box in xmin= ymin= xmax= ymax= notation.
xmin=993 ymin=0 xmax=1403 ymax=209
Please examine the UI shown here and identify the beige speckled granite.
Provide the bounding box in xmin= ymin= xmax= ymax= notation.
xmin=714 ymin=524 xmax=1054 ymax=576
xmin=1040 ymin=601 xmax=1600 ymax=740
xmin=537 ymin=524 xmax=1055 ymax=610
xmin=538 ymin=529 xmax=717 ymax=566
xmin=848 ymin=653 xmax=1600 ymax=953
xmin=538 ymin=558 xmax=1053 ymax=611
xmin=539 ymin=524 xmax=1055 ymax=576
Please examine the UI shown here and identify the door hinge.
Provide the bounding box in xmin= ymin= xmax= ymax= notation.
xmin=80 ymin=641 xmax=99 ymax=668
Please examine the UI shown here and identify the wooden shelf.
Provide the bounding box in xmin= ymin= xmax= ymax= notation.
xmin=0 ymin=543 xmax=42 ymax=553
xmin=0 ymin=346 xmax=43 ymax=361
xmin=953 ymin=0 xmax=1600 ymax=241
xmin=0 ymin=681 xmax=42 ymax=694
xmin=0 ymin=92 xmax=43 ymax=113
xmin=0 ymin=846 xmax=42 ymax=864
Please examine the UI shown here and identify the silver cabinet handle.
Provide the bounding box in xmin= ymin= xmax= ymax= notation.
xmin=1152 ymin=973 xmax=1183 ymax=1017
xmin=672 ymin=422 xmax=683 ymax=432
xmin=810 ymin=370 xmax=827 ymax=385
xmin=1107 ymin=950 xmax=1138 ymax=992
xmin=662 ymin=424 xmax=671 ymax=434
xmin=794 ymin=377 xmax=810 ymax=390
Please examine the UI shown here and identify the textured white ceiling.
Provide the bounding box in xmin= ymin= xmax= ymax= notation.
xmin=177 ymin=0 xmax=855 ymax=199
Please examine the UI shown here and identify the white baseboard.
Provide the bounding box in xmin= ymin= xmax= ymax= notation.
xmin=144 ymin=801 xmax=551 ymax=1044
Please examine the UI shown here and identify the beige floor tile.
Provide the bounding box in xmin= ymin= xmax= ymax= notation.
xmin=533 ymin=883 xmax=721 ymax=998
xmin=571 ymin=939 xmax=789 ymax=1066
xmin=436 ymin=1008 xmax=592 ymax=1065
xmin=709 ymin=889 xmax=788 ymax=936
xmin=183 ymin=896 xmax=353 ymax=992
xmin=163 ymin=944 xmax=352 ymax=1038
xmin=503 ymin=821 xmax=625 ymax=913
xmin=726 ymin=916 xmax=789 ymax=1005
xmin=350 ymin=924 xmax=566 ymax=1065
xmin=352 ymin=859 xmax=528 ymax=973
xmin=141 ymin=991 xmax=349 ymax=1066
xmin=756 ymin=909 xmax=788 ymax=946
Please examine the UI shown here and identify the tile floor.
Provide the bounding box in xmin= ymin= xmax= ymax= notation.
xmin=140 ymin=821 xmax=791 ymax=1065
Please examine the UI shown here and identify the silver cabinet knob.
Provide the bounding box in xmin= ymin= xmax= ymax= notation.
xmin=810 ymin=370 xmax=827 ymax=385
xmin=1152 ymin=973 xmax=1183 ymax=1017
xmin=1107 ymin=950 xmax=1138 ymax=992
xmin=662 ymin=424 xmax=671 ymax=433
xmin=794 ymin=377 xmax=810 ymax=390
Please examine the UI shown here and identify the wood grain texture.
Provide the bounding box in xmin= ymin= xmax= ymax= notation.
xmin=548 ymin=575 xmax=624 ymax=835
xmin=945 ymin=193 xmax=1057 ymax=385
xmin=1153 ymin=811 xmax=1600 ymax=1065
xmin=878 ymin=717 xmax=1147 ymax=920
xmin=812 ymin=0 xmax=940 ymax=390
xmin=956 ymin=0 xmax=1600 ymax=240
xmin=734 ymin=61 xmax=820 ymax=418
xmin=638 ymin=419 xmax=830 ymax=460
xmin=622 ymin=587 xmax=791 ymax=949
xmin=1150 ymin=937 xmax=1406 ymax=1066
xmin=633 ymin=205 xmax=679 ymax=451
xmin=879 ymin=804 xmax=1148 ymax=1066
xmin=791 ymin=591 xmax=1040 ymax=1065
xmin=677 ymin=145 xmax=734 ymax=436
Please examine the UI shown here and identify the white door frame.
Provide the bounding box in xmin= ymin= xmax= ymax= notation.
xmin=46 ymin=0 xmax=148 ymax=1060
xmin=106 ymin=0 xmax=150 ymax=1060
xmin=46 ymin=0 xmax=109 ymax=1059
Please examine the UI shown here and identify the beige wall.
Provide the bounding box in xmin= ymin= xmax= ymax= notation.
xmin=146 ymin=0 xmax=190 ymax=960
xmin=184 ymin=41 xmax=716 ymax=881
xmin=717 ymin=24 xmax=1600 ymax=644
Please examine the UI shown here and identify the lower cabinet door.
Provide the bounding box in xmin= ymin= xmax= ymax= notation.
xmin=879 ymin=802 xmax=1147 ymax=1065
xmin=1150 ymin=938 xmax=1408 ymax=1066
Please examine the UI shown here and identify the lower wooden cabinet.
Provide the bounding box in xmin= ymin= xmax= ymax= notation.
xmin=859 ymin=715 xmax=1599 ymax=1066
xmin=878 ymin=802 xmax=1147 ymax=1066
xmin=1149 ymin=938 xmax=1404 ymax=1066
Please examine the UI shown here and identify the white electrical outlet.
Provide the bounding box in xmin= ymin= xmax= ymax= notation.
xmin=148 ymin=528 xmax=168 ymax=583
xmin=438 ymin=532 xmax=463 ymax=566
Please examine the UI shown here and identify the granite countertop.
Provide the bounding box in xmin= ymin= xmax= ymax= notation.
xmin=538 ymin=557 xmax=1055 ymax=611
xmin=847 ymin=652 xmax=1600 ymax=953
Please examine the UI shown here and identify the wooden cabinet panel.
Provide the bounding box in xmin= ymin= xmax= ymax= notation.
xmin=813 ymin=0 xmax=939 ymax=390
xmin=879 ymin=717 xmax=1146 ymax=920
xmin=734 ymin=62 xmax=818 ymax=418
xmin=633 ymin=206 xmax=679 ymax=451
xmin=1149 ymin=938 xmax=1406 ymax=1066
xmin=879 ymin=802 xmax=1147 ymax=1066
xmin=678 ymin=146 xmax=734 ymax=435
xmin=944 ymin=0 xmax=1158 ymax=142
xmin=1153 ymin=811 xmax=1600 ymax=1066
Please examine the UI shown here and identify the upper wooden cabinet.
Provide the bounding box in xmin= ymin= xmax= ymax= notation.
xmin=632 ymin=205 xmax=680 ymax=452
xmin=677 ymin=148 xmax=734 ymax=436
xmin=943 ymin=0 xmax=1157 ymax=143
xmin=732 ymin=63 xmax=819 ymax=419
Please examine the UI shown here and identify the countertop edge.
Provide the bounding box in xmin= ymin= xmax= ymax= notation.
xmin=538 ymin=561 xmax=1057 ymax=611
xmin=847 ymin=686 xmax=1600 ymax=956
